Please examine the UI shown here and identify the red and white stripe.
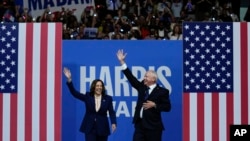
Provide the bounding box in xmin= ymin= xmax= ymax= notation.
xmin=183 ymin=22 xmax=250 ymax=141
xmin=0 ymin=23 xmax=62 ymax=141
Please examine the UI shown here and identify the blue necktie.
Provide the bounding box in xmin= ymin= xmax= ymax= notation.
xmin=144 ymin=87 xmax=150 ymax=100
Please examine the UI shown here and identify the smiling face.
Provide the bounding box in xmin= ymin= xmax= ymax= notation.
xmin=90 ymin=79 xmax=105 ymax=96
xmin=94 ymin=81 xmax=103 ymax=96
xmin=143 ymin=70 xmax=157 ymax=86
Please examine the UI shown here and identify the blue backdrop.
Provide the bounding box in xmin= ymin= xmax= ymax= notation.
xmin=62 ymin=40 xmax=183 ymax=141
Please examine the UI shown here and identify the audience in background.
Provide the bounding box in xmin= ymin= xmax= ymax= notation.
xmin=169 ymin=23 xmax=182 ymax=40
xmin=0 ymin=0 xmax=243 ymax=40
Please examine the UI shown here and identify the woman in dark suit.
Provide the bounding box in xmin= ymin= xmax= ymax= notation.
xmin=63 ymin=67 xmax=117 ymax=141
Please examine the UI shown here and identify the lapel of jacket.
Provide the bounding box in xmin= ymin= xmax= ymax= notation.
xmin=148 ymin=84 xmax=159 ymax=98
xmin=90 ymin=95 xmax=96 ymax=111
xmin=99 ymin=95 xmax=106 ymax=111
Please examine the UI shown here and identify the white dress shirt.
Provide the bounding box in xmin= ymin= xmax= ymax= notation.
xmin=95 ymin=96 xmax=102 ymax=111
xmin=140 ymin=84 xmax=156 ymax=118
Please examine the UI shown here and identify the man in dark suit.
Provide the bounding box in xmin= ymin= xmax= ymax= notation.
xmin=63 ymin=67 xmax=117 ymax=141
xmin=116 ymin=49 xmax=171 ymax=141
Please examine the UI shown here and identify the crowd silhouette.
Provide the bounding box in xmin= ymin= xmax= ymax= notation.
xmin=0 ymin=0 xmax=245 ymax=40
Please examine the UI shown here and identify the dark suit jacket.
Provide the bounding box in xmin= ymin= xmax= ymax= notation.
xmin=123 ymin=68 xmax=171 ymax=130
xmin=66 ymin=82 xmax=117 ymax=136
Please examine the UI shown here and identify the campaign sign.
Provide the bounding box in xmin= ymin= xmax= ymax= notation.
xmin=20 ymin=0 xmax=95 ymax=21
xmin=84 ymin=28 xmax=98 ymax=38
xmin=62 ymin=40 xmax=183 ymax=141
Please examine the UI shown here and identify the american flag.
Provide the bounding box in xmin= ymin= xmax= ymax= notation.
xmin=182 ymin=22 xmax=250 ymax=141
xmin=0 ymin=23 xmax=62 ymax=141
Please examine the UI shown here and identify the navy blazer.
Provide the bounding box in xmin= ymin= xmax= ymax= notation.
xmin=122 ymin=67 xmax=171 ymax=130
xmin=66 ymin=82 xmax=117 ymax=136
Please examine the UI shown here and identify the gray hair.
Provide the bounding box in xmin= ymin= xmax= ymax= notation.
xmin=148 ymin=70 xmax=158 ymax=82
